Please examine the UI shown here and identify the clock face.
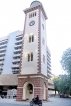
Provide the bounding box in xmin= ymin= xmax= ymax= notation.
xmin=29 ymin=21 xmax=35 ymax=26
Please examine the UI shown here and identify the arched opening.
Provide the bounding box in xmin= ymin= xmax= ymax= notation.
xmin=32 ymin=35 xmax=34 ymax=42
xmin=33 ymin=13 xmax=34 ymax=17
xmin=23 ymin=82 xmax=34 ymax=101
xmin=29 ymin=36 xmax=31 ymax=42
xmin=43 ymin=83 xmax=46 ymax=100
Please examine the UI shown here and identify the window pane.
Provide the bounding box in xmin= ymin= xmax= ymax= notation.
xmin=31 ymin=53 xmax=33 ymax=61
xmin=32 ymin=36 xmax=34 ymax=42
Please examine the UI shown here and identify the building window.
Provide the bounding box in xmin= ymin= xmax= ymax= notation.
xmin=35 ymin=12 xmax=36 ymax=16
xmin=31 ymin=53 xmax=33 ymax=61
xmin=29 ymin=12 xmax=36 ymax=18
xmin=43 ymin=54 xmax=45 ymax=63
xmin=29 ymin=34 xmax=34 ymax=43
xmin=32 ymin=35 xmax=34 ymax=42
xmin=29 ymin=36 xmax=31 ymax=43
xmin=28 ymin=54 xmax=30 ymax=62
xmin=27 ymin=53 xmax=33 ymax=62
xmin=31 ymin=13 xmax=32 ymax=18
xmin=33 ymin=13 xmax=34 ymax=17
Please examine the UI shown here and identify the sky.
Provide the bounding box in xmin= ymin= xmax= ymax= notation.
xmin=0 ymin=0 xmax=71 ymax=75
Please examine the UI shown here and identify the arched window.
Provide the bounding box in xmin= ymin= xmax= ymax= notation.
xmin=28 ymin=54 xmax=30 ymax=62
xmin=31 ymin=13 xmax=32 ymax=18
xmin=29 ymin=36 xmax=31 ymax=42
xmin=32 ymin=35 xmax=34 ymax=42
xmin=29 ymin=14 xmax=31 ymax=18
xmin=33 ymin=13 xmax=34 ymax=17
xmin=31 ymin=53 xmax=33 ymax=61
xmin=35 ymin=12 xmax=36 ymax=16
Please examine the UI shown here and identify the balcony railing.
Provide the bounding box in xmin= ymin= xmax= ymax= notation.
xmin=0 ymin=57 xmax=4 ymax=60
xmin=0 ymin=48 xmax=6 ymax=52
xmin=0 ymin=44 xmax=7 ymax=47
xmin=13 ymin=54 xmax=21 ymax=57
xmin=12 ymin=58 xmax=20 ymax=62
xmin=12 ymin=64 xmax=20 ymax=68
xmin=12 ymin=69 xmax=19 ymax=74
xmin=0 ymin=66 xmax=3 ymax=70
xmin=15 ymin=39 xmax=22 ymax=43
xmin=0 ymin=52 xmax=5 ymax=56
xmin=14 ymin=44 xmax=22 ymax=48
xmin=14 ymin=49 xmax=21 ymax=53
xmin=0 ymin=61 xmax=4 ymax=65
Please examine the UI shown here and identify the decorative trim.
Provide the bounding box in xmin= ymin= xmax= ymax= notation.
xmin=18 ymin=76 xmax=27 ymax=78
xmin=37 ymin=7 xmax=41 ymax=73
xmin=24 ymin=5 xmax=47 ymax=20
xmin=17 ymin=87 xmax=23 ymax=88
xmin=34 ymin=87 xmax=43 ymax=89
xmin=19 ymin=14 xmax=27 ymax=73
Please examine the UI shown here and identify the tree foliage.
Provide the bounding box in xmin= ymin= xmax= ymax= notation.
xmin=53 ymin=74 xmax=71 ymax=95
xmin=60 ymin=48 xmax=71 ymax=78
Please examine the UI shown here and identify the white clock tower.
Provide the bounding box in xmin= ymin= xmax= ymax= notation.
xmin=17 ymin=1 xmax=48 ymax=101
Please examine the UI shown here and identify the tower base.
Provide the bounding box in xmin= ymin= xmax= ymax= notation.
xmin=16 ymin=74 xmax=48 ymax=101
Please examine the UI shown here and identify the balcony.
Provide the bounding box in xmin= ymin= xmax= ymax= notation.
xmin=0 ymin=61 xmax=4 ymax=65
xmin=47 ymin=69 xmax=51 ymax=73
xmin=0 ymin=52 xmax=5 ymax=56
xmin=0 ymin=66 xmax=3 ymax=70
xmin=14 ymin=49 xmax=21 ymax=53
xmin=12 ymin=58 xmax=20 ymax=62
xmin=14 ymin=44 xmax=22 ymax=48
xmin=12 ymin=69 xmax=19 ymax=74
xmin=13 ymin=54 xmax=21 ymax=57
xmin=0 ymin=48 xmax=6 ymax=52
xmin=0 ymin=57 xmax=4 ymax=60
xmin=12 ymin=64 xmax=20 ymax=68
xmin=0 ymin=44 xmax=7 ymax=47
xmin=47 ymin=73 xmax=51 ymax=79
xmin=48 ymin=85 xmax=54 ymax=89
xmin=15 ymin=39 xmax=22 ymax=43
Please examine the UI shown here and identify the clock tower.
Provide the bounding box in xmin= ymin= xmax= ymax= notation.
xmin=17 ymin=1 xmax=48 ymax=101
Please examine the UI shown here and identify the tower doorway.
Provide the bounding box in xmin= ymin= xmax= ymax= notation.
xmin=23 ymin=82 xmax=34 ymax=100
xmin=43 ymin=83 xmax=46 ymax=100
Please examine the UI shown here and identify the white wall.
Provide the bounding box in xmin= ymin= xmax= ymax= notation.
xmin=40 ymin=11 xmax=47 ymax=76
xmin=21 ymin=9 xmax=39 ymax=74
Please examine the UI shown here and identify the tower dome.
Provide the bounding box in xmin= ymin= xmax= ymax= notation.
xmin=30 ymin=1 xmax=42 ymax=7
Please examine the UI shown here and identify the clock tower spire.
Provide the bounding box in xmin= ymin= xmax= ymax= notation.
xmin=17 ymin=1 xmax=48 ymax=101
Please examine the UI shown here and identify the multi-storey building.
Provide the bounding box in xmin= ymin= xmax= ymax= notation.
xmin=0 ymin=1 xmax=54 ymax=100
xmin=0 ymin=31 xmax=23 ymax=74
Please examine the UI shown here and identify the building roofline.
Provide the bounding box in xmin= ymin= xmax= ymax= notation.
xmin=23 ymin=4 xmax=48 ymax=20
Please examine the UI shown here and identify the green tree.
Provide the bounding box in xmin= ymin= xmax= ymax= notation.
xmin=53 ymin=74 xmax=70 ymax=94
xmin=60 ymin=48 xmax=71 ymax=79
